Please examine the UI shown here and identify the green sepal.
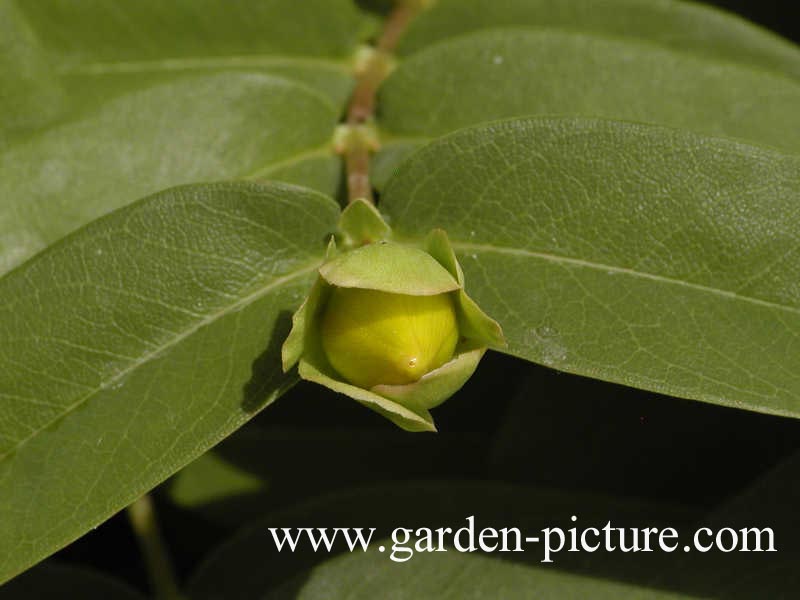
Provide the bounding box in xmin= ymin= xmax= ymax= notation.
xmin=281 ymin=276 xmax=330 ymax=372
xmin=325 ymin=235 xmax=339 ymax=259
xmin=426 ymin=229 xmax=506 ymax=348
xmin=456 ymin=290 xmax=506 ymax=348
xmin=319 ymin=241 xmax=460 ymax=295
xmin=338 ymin=199 xmax=391 ymax=247
xmin=373 ymin=344 xmax=485 ymax=412
xmin=299 ymin=359 xmax=437 ymax=432
xmin=426 ymin=228 xmax=463 ymax=281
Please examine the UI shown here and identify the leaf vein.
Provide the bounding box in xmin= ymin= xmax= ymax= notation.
xmin=0 ymin=262 xmax=319 ymax=463
xmin=58 ymin=55 xmax=350 ymax=75
xmin=453 ymin=242 xmax=800 ymax=317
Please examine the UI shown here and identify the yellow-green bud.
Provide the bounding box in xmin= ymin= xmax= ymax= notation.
xmin=281 ymin=200 xmax=505 ymax=432
xmin=320 ymin=288 xmax=459 ymax=389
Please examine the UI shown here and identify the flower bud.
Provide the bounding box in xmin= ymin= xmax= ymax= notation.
xmin=321 ymin=287 xmax=459 ymax=389
xmin=282 ymin=200 xmax=505 ymax=432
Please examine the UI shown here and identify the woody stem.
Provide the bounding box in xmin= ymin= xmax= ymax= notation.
xmin=341 ymin=1 xmax=426 ymax=205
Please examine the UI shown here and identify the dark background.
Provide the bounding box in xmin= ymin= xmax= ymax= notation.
xmin=710 ymin=0 xmax=797 ymax=39
xmin=5 ymin=1 xmax=800 ymax=598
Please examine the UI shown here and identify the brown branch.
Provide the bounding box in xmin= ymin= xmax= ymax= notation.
xmin=345 ymin=142 xmax=373 ymax=202
xmin=346 ymin=51 xmax=387 ymax=129
xmin=342 ymin=1 xmax=424 ymax=204
xmin=377 ymin=2 xmax=418 ymax=53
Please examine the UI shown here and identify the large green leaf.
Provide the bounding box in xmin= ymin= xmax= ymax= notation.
xmin=14 ymin=0 xmax=375 ymax=109
xmin=381 ymin=29 xmax=800 ymax=149
xmin=399 ymin=0 xmax=800 ymax=79
xmin=0 ymin=0 xmax=370 ymax=275
xmin=0 ymin=181 xmax=339 ymax=584
xmin=0 ymin=73 xmax=339 ymax=275
xmin=381 ymin=117 xmax=800 ymax=419
xmin=374 ymin=30 xmax=800 ymax=188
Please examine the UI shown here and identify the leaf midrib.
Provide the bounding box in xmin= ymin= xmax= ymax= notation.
xmin=58 ymin=55 xmax=351 ymax=76
xmin=0 ymin=261 xmax=320 ymax=464
xmin=453 ymin=241 xmax=800 ymax=317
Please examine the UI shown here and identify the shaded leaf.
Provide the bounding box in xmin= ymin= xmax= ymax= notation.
xmin=0 ymin=73 xmax=339 ymax=274
xmin=489 ymin=368 xmax=800 ymax=505
xmin=165 ymin=421 xmax=489 ymax=528
xmin=168 ymin=451 xmax=267 ymax=511
xmin=399 ymin=0 xmax=800 ymax=79
xmin=354 ymin=0 xmax=393 ymax=16
xmin=381 ymin=117 xmax=800 ymax=418
xmin=265 ymin=549 xmax=699 ymax=600
xmin=706 ymin=448 xmax=800 ymax=535
xmin=0 ymin=563 xmax=146 ymax=600
xmin=0 ymin=0 xmax=63 ymax=140
xmin=187 ymin=482 xmax=700 ymax=599
xmin=658 ymin=447 xmax=800 ymax=598
xmin=0 ymin=181 xmax=338 ymax=584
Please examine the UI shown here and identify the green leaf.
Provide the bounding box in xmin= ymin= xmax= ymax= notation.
xmin=0 ymin=0 xmax=64 ymax=140
xmin=399 ymin=0 xmax=800 ymax=79
xmin=337 ymin=199 xmax=391 ymax=246
xmin=0 ymin=563 xmax=146 ymax=600
xmin=375 ymin=30 xmax=800 ymax=187
xmin=319 ymin=242 xmax=460 ymax=295
xmin=0 ymin=181 xmax=339 ymax=584
xmin=425 ymin=229 xmax=506 ymax=347
xmin=0 ymin=73 xmax=339 ymax=274
xmin=383 ymin=29 xmax=800 ymax=146
xmin=298 ymin=358 xmax=438 ymax=432
xmin=15 ymin=0 xmax=375 ymax=108
xmin=381 ymin=117 xmax=800 ymax=419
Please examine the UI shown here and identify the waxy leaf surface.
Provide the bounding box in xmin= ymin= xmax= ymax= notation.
xmin=0 ymin=73 xmax=339 ymax=274
xmin=375 ymin=30 xmax=800 ymax=188
xmin=399 ymin=0 xmax=800 ymax=79
xmin=381 ymin=117 xmax=800 ymax=419
xmin=0 ymin=182 xmax=338 ymax=583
